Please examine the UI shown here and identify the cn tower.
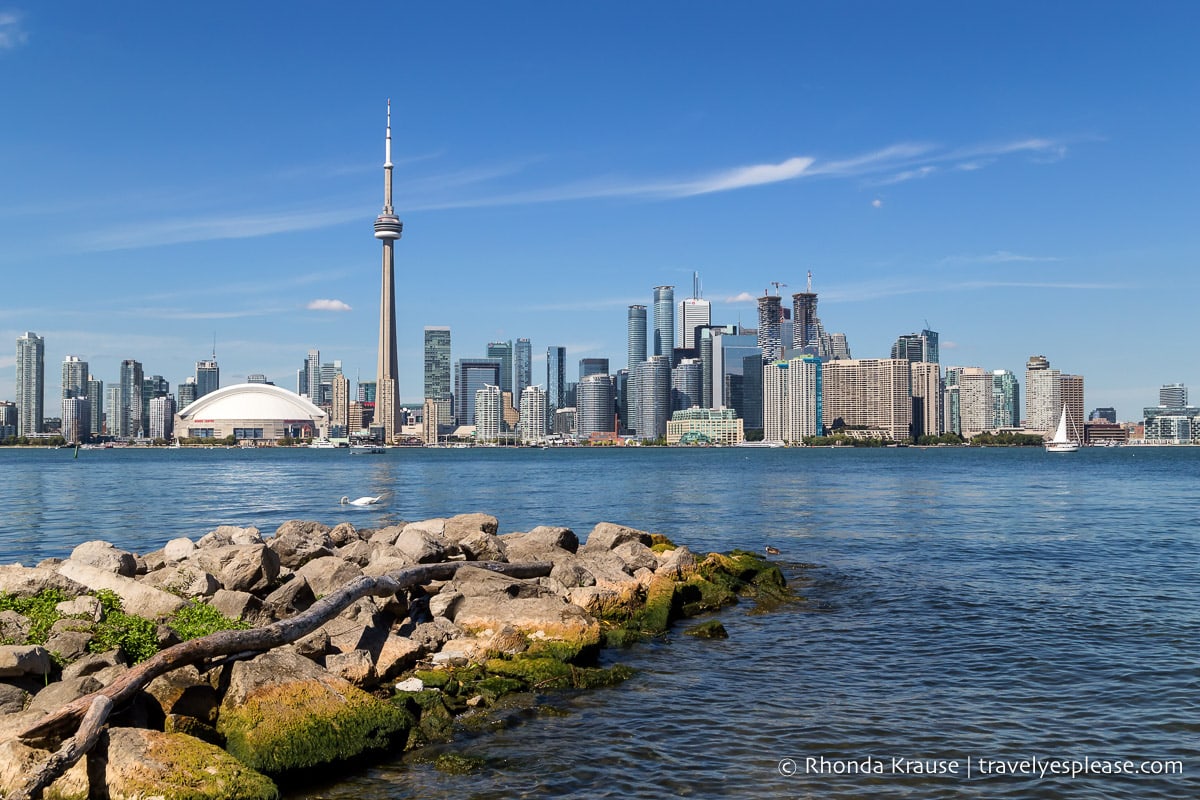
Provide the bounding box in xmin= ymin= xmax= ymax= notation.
xmin=373 ymin=101 xmax=403 ymax=443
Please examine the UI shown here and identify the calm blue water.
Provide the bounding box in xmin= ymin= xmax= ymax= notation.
xmin=2 ymin=446 xmax=1197 ymax=799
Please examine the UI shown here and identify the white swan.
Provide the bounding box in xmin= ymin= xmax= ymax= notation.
xmin=340 ymin=494 xmax=387 ymax=506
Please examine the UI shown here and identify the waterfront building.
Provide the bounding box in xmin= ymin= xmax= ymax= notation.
xmin=1084 ymin=420 xmax=1128 ymax=445
xmin=1024 ymin=355 xmax=1060 ymax=433
xmin=740 ymin=354 xmax=764 ymax=431
xmin=829 ymin=333 xmax=852 ymax=360
xmin=891 ymin=329 xmax=939 ymax=365
xmin=763 ymin=355 xmax=822 ymax=443
xmin=671 ymin=358 xmax=702 ymax=411
xmin=149 ymin=395 xmax=175 ymax=441
xmin=910 ymin=362 xmax=942 ymax=438
xmin=104 ymin=386 xmax=121 ymax=436
xmin=992 ymin=369 xmax=1020 ymax=429
xmin=487 ymin=341 xmax=514 ymax=397
xmin=678 ymin=297 xmax=712 ymax=351
xmin=1143 ymin=406 xmax=1200 ymax=443
xmin=501 ymin=392 xmax=520 ymax=430
xmin=62 ymin=355 xmax=88 ymax=399
xmin=331 ymin=373 xmax=350 ymax=437
xmin=1159 ymin=383 xmax=1187 ymax=408
xmin=710 ymin=330 xmax=757 ymax=409
xmin=454 ymin=358 xmax=501 ymax=426
xmin=1090 ymin=407 xmax=1118 ymax=424
xmin=358 ymin=381 xmax=376 ymax=403
xmin=1060 ymin=374 xmax=1085 ymax=443
xmin=615 ymin=369 xmax=630 ymax=432
xmin=952 ymin=367 xmax=992 ymax=439
xmin=421 ymin=398 xmax=442 ymax=444
xmin=424 ymin=326 xmax=453 ymax=428
xmin=667 ymin=407 xmax=744 ymax=446
xmin=627 ymin=305 xmax=647 ymax=369
xmin=515 ymin=338 xmax=532 ymax=403
xmin=178 ymin=378 xmax=198 ymax=411
xmin=553 ymin=407 xmax=576 ymax=437
xmin=634 ymin=355 xmax=671 ymax=440
xmin=519 ymin=385 xmax=548 ymax=442
xmin=0 ymin=401 xmax=15 ymax=439
xmin=61 ymin=396 xmax=91 ymax=444
xmin=577 ymin=374 xmax=616 ymax=440
xmin=757 ymin=294 xmax=783 ymax=362
xmin=579 ymin=358 xmax=609 ymax=380
xmin=143 ymin=376 xmax=168 ymax=437
xmin=119 ymin=359 xmax=144 ymax=438
xmin=303 ymin=349 xmax=321 ymax=400
xmin=373 ymin=102 xmax=404 ymax=444
xmin=821 ymin=359 xmax=912 ymax=441
xmin=474 ymin=384 xmax=503 ymax=441
xmin=86 ymin=376 xmax=103 ymax=436
xmin=547 ymin=346 xmax=567 ymax=412
xmin=791 ymin=291 xmax=817 ymax=352
xmin=318 ymin=360 xmax=343 ymax=406
xmin=174 ymin=383 xmax=327 ymax=443
xmin=15 ymin=331 xmax=44 ymax=436
xmin=196 ymin=359 xmax=219 ymax=398
xmin=652 ymin=286 xmax=675 ymax=360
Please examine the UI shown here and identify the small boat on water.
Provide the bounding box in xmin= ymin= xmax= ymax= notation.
xmin=349 ymin=445 xmax=387 ymax=455
xmin=1045 ymin=406 xmax=1081 ymax=453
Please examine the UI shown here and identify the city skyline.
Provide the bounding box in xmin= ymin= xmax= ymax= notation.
xmin=1 ymin=4 xmax=1197 ymax=416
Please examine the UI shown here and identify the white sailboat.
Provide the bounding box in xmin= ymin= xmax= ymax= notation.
xmin=1045 ymin=406 xmax=1081 ymax=453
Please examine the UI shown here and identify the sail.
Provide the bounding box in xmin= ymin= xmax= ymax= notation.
xmin=1052 ymin=407 xmax=1070 ymax=443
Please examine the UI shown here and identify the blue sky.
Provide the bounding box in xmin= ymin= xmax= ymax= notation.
xmin=1 ymin=2 xmax=1196 ymax=419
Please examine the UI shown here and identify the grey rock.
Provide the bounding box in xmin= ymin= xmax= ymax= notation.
xmin=291 ymin=628 xmax=330 ymax=660
xmin=326 ymin=649 xmax=376 ymax=686
xmin=56 ymin=561 xmax=186 ymax=619
xmin=549 ymin=558 xmax=597 ymax=588
xmin=141 ymin=563 xmax=220 ymax=598
xmin=44 ymin=622 xmax=93 ymax=661
xmin=443 ymin=513 xmax=499 ymax=542
xmin=656 ymin=545 xmax=698 ymax=578
xmin=612 ymin=540 xmax=660 ymax=573
xmin=0 ymin=565 xmax=87 ymax=598
xmin=196 ymin=525 xmax=263 ymax=548
xmin=193 ymin=544 xmax=280 ymax=594
xmin=0 ymin=645 xmax=51 ymax=678
xmin=263 ymin=575 xmax=315 ymax=618
xmin=55 ymin=595 xmax=103 ymax=622
xmin=269 ymin=520 xmax=335 ymax=569
xmin=501 ymin=525 xmax=579 ymax=554
xmin=61 ymin=650 xmax=126 ymax=681
xmin=296 ymin=555 xmax=364 ymax=598
xmin=0 ymin=682 xmax=30 ymax=714
xmin=144 ymin=664 xmax=219 ymax=724
xmin=457 ymin=530 xmax=508 ymax=562
xmin=28 ymin=675 xmax=102 ymax=713
xmin=207 ymin=589 xmax=266 ymax=626
xmin=162 ymin=537 xmax=196 ymax=562
xmin=373 ymin=635 xmax=421 ymax=681
xmin=0 ymin=610 xmax=30 ymax=643
xmin=329 ymin=522 xmax=362 ymax=547
xmin=69 ymin=540 xmax=138 ymax=576
xmin=407 ymin=618 xmax=461 ymax=652
xmin=582 ymin=521 xmax=652 ymax=552
xmin=393 ymin=527 xmax=446 ymax=564
xmin=320 ymin=597 xmax=386 ymax=654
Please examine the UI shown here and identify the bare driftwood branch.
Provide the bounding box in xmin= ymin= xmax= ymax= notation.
xmin=8 ymin=695 xmax=113 ymax=800
xmin=12 ymin=558 xmax=551 ymax=795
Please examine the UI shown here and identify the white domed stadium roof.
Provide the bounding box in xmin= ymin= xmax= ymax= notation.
xmin=179 ymin=383 xmax=326 ymax=422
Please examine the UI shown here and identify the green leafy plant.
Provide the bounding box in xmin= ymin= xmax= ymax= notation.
xmin=0 ymin=588 xmax=69 ymax=644
xmin=168 ymin=602 xmax=250 ymax=641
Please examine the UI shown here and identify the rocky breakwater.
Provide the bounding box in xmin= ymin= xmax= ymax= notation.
xmin=0 ymin=514 xmax=789 ymax=800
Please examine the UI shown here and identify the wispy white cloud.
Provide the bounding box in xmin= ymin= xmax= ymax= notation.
xmin=671 ymin=156 xmax=814 ymax=196
xmin=871 ymin=198 xmax=884 ymax=208
xmin=943 ymin=250 xmax=1063 ymax=265
xmin=723 ymin=291 xmax=758 ymax=304
xmin=75 ymin=207 xmax=364 ymax=252
xmin=0 ymin=11 xmax=28 ymax=50
xmin=307 ymin=298 xmax=352 ymax=312
xmin=872 ymin=165 xmax=937 ymax=186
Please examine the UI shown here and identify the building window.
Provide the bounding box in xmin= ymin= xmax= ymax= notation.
xmin=233 ymin=427 xmax=265 ymax=440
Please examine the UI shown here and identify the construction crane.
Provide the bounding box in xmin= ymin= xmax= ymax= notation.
xmin=767 ymin=281 xmax=787 ymax=296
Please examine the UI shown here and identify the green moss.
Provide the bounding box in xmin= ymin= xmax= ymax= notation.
xmin=475 ymin=675 xmax=526 ymax=703
xmin=648 ymin=533 xmax=677 ymax=552
xmin=114 ymin=731 xmax=279 ymax=800
xmin=435 ymin=752 xmax=485 ymax=775
xmin=484 ymin=656 xmax=573 ymax=688
xmin=218 ymin=680 xmax=413 ymax=773
xmin=399 ymin=692 xmax=455 ymax=749
xmin=524 ymin=639 xmax=584 ymax=662
xmin=685 ymin=620 xmax=729 ymax=639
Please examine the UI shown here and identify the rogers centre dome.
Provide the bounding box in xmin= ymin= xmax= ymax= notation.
xmin=174 ymin=383 xmax=327 ymax=443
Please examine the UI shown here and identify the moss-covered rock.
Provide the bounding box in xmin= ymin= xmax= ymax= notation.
xmin=216 ymin=649 xmax=412 ymax=774
xmin=102 ymin=727 xmax=279 ymax=800
xmin=684 ymin=619 xmax=729 ymax=639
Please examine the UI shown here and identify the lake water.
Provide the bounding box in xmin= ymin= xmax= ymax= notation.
xmin=1 ymin=446 xmax=1197 ymax=798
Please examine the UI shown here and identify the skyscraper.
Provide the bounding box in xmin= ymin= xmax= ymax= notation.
xmin=518 ymin=385 xmax=548 ymax=442
xmin=148 ymin=395 xmax=175 ymax=441
xmin=373 ymin=101 xmax=404 ymax=443
xmin=546 ymin=346 xmax=567 ymax=412
xmin=634 ymin=355 xmax=671 ymax=440
xmin=331 ymin=373 xmax=350 ymax=436
xmin=178 ymin=378 xmax=198 ymax=411
xmin=821 ymin=358 xmax=913 ymax=442
xmin=576 ymin=374 xmax=616 ymax=440
xmin=86 ymin=375 xmax=104 ymax=436
xmin=627 ymin=305 xmax=647 ymax=369
xmin=1160 ymin=383 xmax=1187 ymax=408
xmin=515 ymin=338 xmax=532 ymax=403
xmin=579 ymin=358 xmax=609 ymax=379
xmin=474 ymin=384 xmax=503 ymax=441
xmin=455 ymin=358 xmax=501 ymax=426
xmin=1024 ymin=355 xmax=1060 ymax=433
xmin=791 ymin=291 xmax=817 ymax=352
xmin=910 ymin=362 xmax=942 ymax=438
xmin=992 ymin=369 xmax=1020 ymax=429
xmin=678 ymin=297 xmax=712 ymax=351
xmin=486 ymin=341 xmax=514 ymax=397
xmin=119 ymin=359 xmax=144 ymax=438
xmin=15 ymin=332 xmax=44 ymax=437
xmin=62 ymin=356 xmax=88 ymax=399
xmin=1060 ymin=374 xmax=1085 ymax=443
xmin=304 ymin=349 xmax=320 ymax=400
xmin=196 ymin=359 xmax=219 ymax=398
xmin=424 ymin=326 xmax=452 ymax=427
xmin=757 ymin=293 xmax=782 ymax=361
xmin=763 ymin=356 xmax=822 ymax=443
xmin=652 ymin=286 xmax=674 ymax=359
xmin=61 ymin=397 xmax=91 ymax=445
xmin=670 ymin=359 xmax=702 ymax=411
xmin=892 ymin=330 xmax=938 ymax=364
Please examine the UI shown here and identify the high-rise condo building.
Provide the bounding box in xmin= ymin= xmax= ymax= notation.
xmin=178 ymin=378 xmax=198 ymax=411
xmin=15 ymin=332 xmax=44 ymax=436
xmin=424 ymin=326 xmax=452 ymax=427
xmin=474 ymin=385 xmax=502 ymax=441
xmin=579 ymin=358 xmax=609 ymax=380
xmin=910 ymin=362 xmax=942 ymax=438
xmin=142 ymin=375 xmax=168 ymax=438
xmin=373 ymin=102 xmax=404 ymax=443
xmin=421 ymin=398 xmax=442 ymax=444
xmin=1160 ymin=383 xmax=1187 ymax=408
xmin=62 ymin=356 xmax=88 ymax=399
xmin=86 ymin=376 xmax=104 ymax=436
xmin=829 ymin=333 xmax=852 ymax=360
xmin=1060 ymin=374 xmax=1085 ymax=443
xmin=515 ymin=338 xmax=532 ymax=403
xmin=546 ymin=346 xmax=567 ymax=412
xmin=891 ymin=329 xmax=938 ymax=365
xmin=992 ymin=369 xmax=1020 ymax=429
xmin=576 ymin=374 xmax=616 ymax=440
xmin=455 ymin=358 xmax=501 ymax=426
xmin=196 ymin=359 xmax=219 ymax=398
xmin=740 ymin=355 xmax=764 ymax=430
xmin=61 ymin=397 xmax=91 ymax=445
xmin=652 ymin=286 xmax=675 ymax=360
xmin=104 ymin=385 xmax=121 ymax=437
xmin=303 ymin=349 xmax=320 ymax=400
xmin=757 ymin=293 xmax=782 ymax=361
xmin=331 ymin=373 xmax=350 ymax=436
xmin=791 ymin=291 xmax=817 ymax=352
xmin=486 ymin=341 xmax=514 ymax=398
xmin=119 ymin=359 xmax=144 ymax=438
xmin=518 ymin=385 xmax=548 ymax=442
xmin=149 ymin=395 xmax=175 ymax=441
xmin=671 ymin=359 xmax=702 ymax=411
xmin=1024 ymin=355 xmax=1061 ymax=433
xmin=763 ymin=355 xmax=822 ymax=443
xmin=634 ymin=355 xmax=671 ymax=440
xmin=821 ymin=358 xmax=912 ymax=442
xmin=951 ymin=367 xmax=991 ymax=439
xmin=627 ymin=305 xmax=647 ymax=368
xmin=319 ymin=360 xmax=343 ymax=406
xmin=709 ymin=329 xmax=756 ymax=409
